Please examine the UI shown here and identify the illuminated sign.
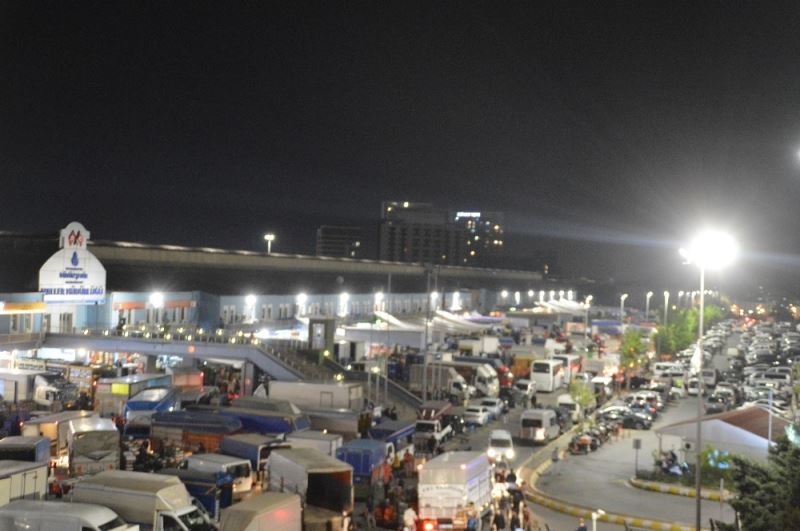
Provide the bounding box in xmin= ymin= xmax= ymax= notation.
xmin=39 ymin=222 xmax=106 ymax=304
xmin=455 ymin=211 xmax=481 ymax=219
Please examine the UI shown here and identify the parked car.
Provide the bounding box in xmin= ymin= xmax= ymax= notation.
xmin=463 ymin=405 xmax=490 ymax=426
xmin=477 ymin=398 xmax=505 ymax=420
xmin=704 ymin=393 xmax=730 ymax=415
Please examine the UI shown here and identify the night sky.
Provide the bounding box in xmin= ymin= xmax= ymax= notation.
xmin=3 ymin=2 xmax=800 ymax=294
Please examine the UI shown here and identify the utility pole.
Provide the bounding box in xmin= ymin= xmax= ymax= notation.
xmin=422 ymin=267 xmax=431 ymax=400
xmin=385 ymin=273 xmax=391 ymax=405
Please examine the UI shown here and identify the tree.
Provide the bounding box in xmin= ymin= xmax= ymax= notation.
xmin=724 ymin=433 xmax=800 ymax=530
xmin=620 ymin=329 xmax=647 ymax=369
xmin=568 ymin=381 xmax=595 ymax=424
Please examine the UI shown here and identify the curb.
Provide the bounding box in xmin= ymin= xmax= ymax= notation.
xmin=520 ymin=441 xmax=708 ymax=531
xmin=629 ymin=477 xmax=732 ymax=502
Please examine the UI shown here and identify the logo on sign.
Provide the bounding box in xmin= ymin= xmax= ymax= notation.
xmin=71 ymin=252 xmax=79 ymax=267
xmin=67 ymin=230 xmax=85 ymax=248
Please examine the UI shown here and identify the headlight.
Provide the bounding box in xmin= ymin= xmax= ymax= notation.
xmin=506 ymin=449 xmax=515 ymax=459
xmin=487 ymin=448 xmax=497 ymax=458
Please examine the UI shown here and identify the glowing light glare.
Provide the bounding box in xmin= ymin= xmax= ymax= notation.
xmin=296 ymin=292 xmax=308 ymax=305
xmin=500 ymin=290 xmax=509 ymax=298
xmin=527 ymin=290 xmax=534 ymax=298
xmin=680 ymin=230 xmax=738 ymax=270
xmin=514 ymin=291 xmax=521 ymax=305
xmin=549 ymin=290 xmax=555 ymax=301
xmin=245 ymin=294 xmax=257 ymax=307
xmin=567 ymin=290 xmax=573 ymax=300
xmin=450 ymin=291 xmax=462 ymax=312
xmin=585 ymin=294 xmax=593 ymax=306
xmin=620 ymin=293 xmax=629 ymax=302
xmin=263 ymin=233 xmax=275 ymax=242
xmin=374 ymin=291 xmax=384 ymax=304
xmin=539 ymin=290 xmax=545 ymax=302
xmin=664 ymin=290 xmax=670 ymax=299
xmin=149 ymin=292 xmax=164 ymax=309
xmin=558 ymin=290 xmax=565 ymax=299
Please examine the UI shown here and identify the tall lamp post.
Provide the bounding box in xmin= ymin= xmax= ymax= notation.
xmin=263 ymin=233 xmax=276 ymax=255
xmin=658 ymin=291 xmax=669 ymax=357
xmin=619 ymin=293 xmax=628 ymax=329
xmin=678 ymin=290 xmax=684 ymax=309
xmin=584 ymin=295 xmax=593 ymax=340
xmin=645 ymin=291 xmax=653 ymax=321
xmin=680 ymin=229 xmax=738 ymax=531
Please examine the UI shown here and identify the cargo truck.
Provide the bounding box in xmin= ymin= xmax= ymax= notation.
xmin=151 ymin=411 xmax=242 ymax=453
xmin=218 ymin=492 xmax=302 ymax=531
xmin=454 ymin=355 xmax=514 ymax=389
xmin=305 ymin=408 xmax=372 ymax=440
xmin=160 ymin=467 xmax=233 ymax=521
xmin=417 ymin=452 xmax=494 ymax=530
xmin=335 ymin=439 xmax=388 ymax=500
xmin=442 ymin=361 xmax=499 ymax=398
xmin=368 ymin=419 xmax=416 ymax=457
xmin=267 ymin=381 xmax=363 ymax=410
xmin=66 ymin=417 xmax=120 ymax=477
xmin=219 ymin=434 xmax=289 ymax=475
xmin=70 ymin=470 xmax=214 ymax=531
xmin=21 ymin=410 xmax=92 ymax=459
xmin=267 ymin=448 xmax=353 ymax=516
xmin=123 ymin=386 xmax=182 ymax=437
xmin=414 ymin=401 xmax=453 ymax=447
xmin=0 ymin=436 xmax=50 ymax=464
xmin=0 ymin=460 xmax=48 ymax=507
xmin=0 ymin=368 xmax=79 ymax=408
xmin=408 ymin=365 xmax=474 ymax=402
xmin=94 ymin=374 xmax=172 ymax=417
xmin=286 ymin=430 xmax=343 ymax=457
xmin=457 ymin=337 xmax=500 ymax=356
xmin=0 ymin=500 xmax=139 ymax=531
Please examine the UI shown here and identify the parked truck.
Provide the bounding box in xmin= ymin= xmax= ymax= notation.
xmin=0 ymin=436 xmax=50 ymax=464
xmin=0 ymin=500 xmax=139 ymax=531
xmin=305 ymin=408 xmax=372 ymax=440
xmin=268 ymin=381 xmax=363 ymax=411
xmin=457 ymin=336 xmax=500 ymax=356
xmin=368 ymin=419 xmax=416 ymax=457
xmin=442 ymin=361 xmax=499 ymax=397
xmin=454 ymin=356 xmax=513 ymax=390
xmin=414 ymin=401 xmax=453 ymax=448
xmin=219 ymin=434 xmax=290 ymax=475
xmin=408 ymin=364 xmax=474 ymax=402
xmin=0 ymin=368 xmax=79 ymax=408
xmin=335 ymin=439 xmax=388 ymax=500
xmin=21 ymin=410 xmax=92 ymax=459
xmin=286 ymin=430 xmax=343 ymax=457
xmin=0 ymin=460 xmax=48 ymax=507
xmin=123 ymin=386 xmax=183 ymax=437
xmin=160 ymin=467 xmax=233 ymax=521
xmin=70 ymin=470 xmax=214 ymax=531
xmin=267 ymin=448 xmax=353 ymax=516
xmin=219 ymin=492 xmax=302 ymax=531
xmin=66 ymin=417 xmax=120 ymax=477
xmin=151 ymin=411 xmax=242 ymax=453
xmin=417 ymin=452 xmax=494 ymax=530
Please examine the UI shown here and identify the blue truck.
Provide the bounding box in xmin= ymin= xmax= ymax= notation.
xmin=188 ymin=404 xmax=311 ymax=434
xmin=123 ymin=386 xmax=182 ymax=438
xmin=335 ymin=439 xmax=388 ymax=500
xmin=160 ymin=467 xmax=234 ymax=520
xmin=219 ymin=433 xmax=290 ymax=475
xmin=0 ymin=436 xmax=50 ymax=464
xmin=368 ymin=419 xmax=415 ymax=458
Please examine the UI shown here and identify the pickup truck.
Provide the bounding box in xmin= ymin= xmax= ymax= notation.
xmin=413 ymin=418 xmax=452 ymax=448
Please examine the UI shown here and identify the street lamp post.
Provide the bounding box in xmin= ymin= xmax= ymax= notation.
xmin=619 ymin=293 xmax=628 ymax=329
xmin=678 ymin=290 xmax=684 ymax=309
xmin=263 ymin=233 xmax=275 ymax=255
xmin=584 ymin=295 xmax=593 ymax=341
xmin=645 ymin=291 xmax=653 ymax=321
xmin=680 ymin=229 xmax=738 ymax=531
xmin=658 ymin=291 xmax=669 ymax=357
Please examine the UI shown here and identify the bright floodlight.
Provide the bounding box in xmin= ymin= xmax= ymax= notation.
xmin=245 ymin=294 xmax=257 ymax=307
xmin=585 ymin=295 xmax=593 ymax=305
xmin=149 ymin=292 xmax=164 ymax=309
xmin=680 ymin=230 xmax=738 ymax=270
xmin=374 ymin=291 xmax=384 ymax=304
xmin=263 ymin=233 xmax=275 ymax=242
xmin=501 ymin=290 xmax=509 ymax=298
xmin=620 ymin=293 xmax=628 ymax=302
xmin=296 ymin=292 xmax=308 ymax=305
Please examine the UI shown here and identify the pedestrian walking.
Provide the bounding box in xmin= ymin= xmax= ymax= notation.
xmin=576 ymin=517 xmax=588 ymax=531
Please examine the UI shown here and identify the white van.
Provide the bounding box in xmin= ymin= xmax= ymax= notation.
xmin=557 ymin=393 xmax=594 ymax=422
xmin=653 ymin=362 xmax=685 ymax=381
xmin=530 ymin=360 xmax=564 ymax=392
xmin=181 ymin=453 xmax=253 ymax=497
xmin=0 ymin=500 xmax=137 ymax=531
xmin=551 ymin=354 xmax=582 ymax=383
xmin=518 ymin=409 xmax=559 ymax=444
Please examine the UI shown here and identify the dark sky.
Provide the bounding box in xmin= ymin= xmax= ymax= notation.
xmin=3 ymin=2 xmax=800 ymax=295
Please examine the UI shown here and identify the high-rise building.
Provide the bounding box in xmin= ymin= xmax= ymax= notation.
xmin=377 ymin=201 xmax=505 ymax=266
xmin=315 ymin=226 xmax=363 ymax=258
xmin=452 ymin=211 xmax=505 ymax=267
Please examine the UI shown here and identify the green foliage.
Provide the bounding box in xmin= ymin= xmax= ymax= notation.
xmin=568 ymin=381 xmax=595 ymax=410
xmin=727 ymin=433 xmax=800 ymax=530
xmin=653 ymin=305 xmax=726 ymax=356
xmin=620 ymin=330 xmax=647 ymax=369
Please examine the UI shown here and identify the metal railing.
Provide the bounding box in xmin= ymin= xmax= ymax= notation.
xmin=322 ymin=357 xmax=422 ymax=408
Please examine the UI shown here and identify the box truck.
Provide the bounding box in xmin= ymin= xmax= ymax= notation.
xmin=0 ymin=368 xmax=79 ymax=408
xmin=70 ymin=470 xmax=213 ymax=531
xmin=21 ymin=410 xmax=92 ymax=459
xmin=335 ymin=439 xmax=388 ymax=499
xmin=267 ymin=381 xmax=363 ymax=411
xmin=0 ymin=436 xmax=50 ymax=464
xmin=267 ymin=448 xmax=353 ymax=515
xmin=219 ymin=492 xmax=302 ymax=531
xmin=0 ymin=460 xmax=48 ymax=507
xmin=0 ymin=500 xmax=139 ymax=531
xmin=181 ymin=454 xmax=252 ymax=498
xmin=408 ymin=365 xmax=474 ymax=402
xmin=150 ymin=411 xmax=242 ymax=453
xmin=66 ymin=417 xmax=120 ymax=477
xmin=286 ymin=430 xmax=343 ymax=457
xmin=417 ymin=452 xmax=494 ymax=530
xmin=219 ymin=434 xmax=289 ymax=474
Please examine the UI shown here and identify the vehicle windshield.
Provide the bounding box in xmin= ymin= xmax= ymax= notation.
xmin=226 ymin=463 xmax=251 ymax=478
xmin=561 ymin=403 xmax=577 ymax=411
xmin=466 ymin=408 xmax=482 ymax=414
xmin=514 ymin=383 xmax=529 ymax=391
xmin=533 ymin=363 xmax=551 ymax=374
xmin=481 ymin=400 xmax=496 ymax=407
xmin=180 ymin=509 xmax=216 ymax=531
xmin=415 ymin=422 xmax=435 ymax=432
xmin=490 ymin=438 xmax=512 ymax=448
xmin=131 ymin=387 xmax=170 ymax=402
xmin=521 ymin=418 xmax=542 ymax=428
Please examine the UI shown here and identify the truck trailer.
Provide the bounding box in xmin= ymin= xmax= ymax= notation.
xmin=0 ymin=460 xmax=48 ymax=507
xmin=267 ymin=448 xmax=353 ymax=515
xmin=268 ymin=381 xmax=363 ymax=411
xmin=219 ymin=492 xmax=301 ymax=531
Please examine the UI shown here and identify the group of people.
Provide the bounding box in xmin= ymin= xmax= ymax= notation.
xmin=364 ymin=463 xmax=418 ymax=531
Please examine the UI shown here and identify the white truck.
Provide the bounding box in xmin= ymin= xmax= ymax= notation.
xmin=21 ymin=410 xmax=93 ymax=459
xmin=0 ymin=500 xmax=139 ymax=531
xmin=286 ymin=430 xmax=343 ymax=457
xmin=417 ymin=452 xmax=494 ymax=530
xmin=0 ymin=460 xmax=49 ymax=507
xmin=70 ymin=470 xmax=214 ymax=531
xmin=66 ymin=417 xmax=120 ymax=477
xmin=408 ymin=365 xmax=474 ymax=401
xmin=458 ymin=336 xmax=500 ymax=356
xmin=219 ymin=492 xmax=301 ymax=531
xmin=0 ymin=368 xmax=79 ymax=408
xmin=267 ymin=448 xmax=354 ymax=517
xmin=268 ymin=381 xmax=363 ymax=410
